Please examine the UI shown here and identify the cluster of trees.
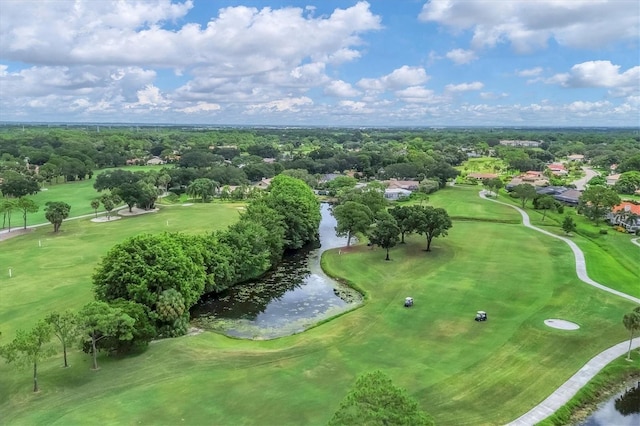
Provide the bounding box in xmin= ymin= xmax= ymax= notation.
xmin=92 ymin=174 xmax=319 ymax=340
xmin=1 ymin=175 xmax=320 ymax=391
xmin=332 ymin=186 xmax=452 ymax=261
xmin=329 ymin=370 xmax=434 ymax=425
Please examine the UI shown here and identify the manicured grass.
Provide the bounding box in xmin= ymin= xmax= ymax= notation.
xmin=491 ymin=191 xmax=640 ymax=297
xmin=15 ymin=165 xmax=173 ymax=227
xmin=0 ymin=202 xmax=243 ymax=338
xmin=1 ymin=186 xmax=637 ymax=425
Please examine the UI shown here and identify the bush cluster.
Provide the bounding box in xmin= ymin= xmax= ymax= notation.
xmin=92 ymin=175 xmax=320 ymax=344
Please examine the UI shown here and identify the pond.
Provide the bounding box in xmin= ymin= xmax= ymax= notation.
xmin=579 ymin=382 xmax=640 ymax=425
xmin=190 ymin=203 xmax=363 ymax=339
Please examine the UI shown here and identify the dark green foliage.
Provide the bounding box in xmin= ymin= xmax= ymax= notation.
xmin=413 ymin=205 xmax=453 ymax=252
xmin=199 ymin=232 xmax=234 ymax=293
xmin=390 ymin=206 xmax=420 ymax=243
xmin=221 ymin=221 xmax=272 ymax=283
xmin=512 ymin=183 xmax=537 ymax=209
xmin=369 ymin=218 xmax=401 ymax=261
xmin=333 ymin=201 xmax=373 ymax=247
xmin=579 ymin=186 xmax=621 ymax=223
xmin=241 ymin=200 xmax=286 ymax=266
xmin=94 ymin=169 xmax=139 ymax=191
xmin=44 ymin=201 xmax=71 ymax=232
xmin=156 ymin=289 xmax=186 ymax=322
xmin=45 ymin=311 xmax=78 ymax=367
xmin=93 ymin=233 xmax=205 ymax=336
xmin=329 ymin=371 xmax=434 ymax=426
xmin=562 ymin=215 xmax=577 ymax=235
xmin=77 ymin=301 xmax=135 ymax=370
xmin=0 ymin=173 xmax=40 ymax=198
xmin=264 ymin=174 xmax=320 ymax=250
xmin=92 ymin=300 xmax=156 ymax=353
xmin=0 ymin=320 xmax=54 ymax=392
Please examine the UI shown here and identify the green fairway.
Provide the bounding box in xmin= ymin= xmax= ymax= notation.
xmin=0 ymin=202 xmax=243 ymax=337
xmin=1 ymin=186 xmax=638 ymax=425
xmin=15 ymin=165 xmax=173 ymax=226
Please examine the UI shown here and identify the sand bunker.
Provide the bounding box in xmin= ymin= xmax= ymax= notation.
xmin=91 ymin=216 xmax=122 ymax=223
xmin=182 ymin=203 xmax=194 ymax=206
xmin=544 ymin=319 xmax=580 ymax=330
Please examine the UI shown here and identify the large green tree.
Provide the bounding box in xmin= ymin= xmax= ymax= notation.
xmin=0 ymin=173 xmax=39 ymax=198
xmin=389 ymin=206 xmax=419 ymax=244
xmin=329 ymin=371 xmax=434 ymax=426
xmin=187 ymin=178 xmax=218 ymax=203
xmin=512 ymin=183 xmax=537 ymax=209
xmin=414 ymin=205 xmax=453 ymax=252
xmin=0 ymin=320 xmax=54 ymax=392
xmin=368 ymin=217 xmax=401 ymax=261
xmin=77 ymin=301 xmax=135 ymax=370
xmin=614 ymin=171 xmax=640 ymax=195
xmin=220 ymin=221 xmax=272 ymax=284
xmin=93 ymin=233 xmax=206 ymax=335
xmin=0 ymin=198 xmax=16 ymax=231
xmin=579 ymin=186 xmax=621 ymax=223
xmin=333 ymin=201 xmax=373 ymax=247
xmin=45 ymin=311 xmax=78 ymax=368
xmin=44 ymin=201 xmax=71 ymax=233
xmin=15 ymin=197 xmax=39 ymax=230
xmin=264 ymin=174 xmax=320 ymax=250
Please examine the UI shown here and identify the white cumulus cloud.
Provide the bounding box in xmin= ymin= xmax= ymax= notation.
xmin=419 ymin=0 xmax=639 ymax=52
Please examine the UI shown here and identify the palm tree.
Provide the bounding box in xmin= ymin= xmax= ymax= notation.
xmin=187 ymin=178 xmax=216 ymax=203
xmin=90 ymin=199 xmax=100 ymax=218
xmin=623 ymin=308 xmax=640 ymax=361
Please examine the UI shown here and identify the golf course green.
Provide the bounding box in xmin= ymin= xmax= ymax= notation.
xmin=1 ymin=184 xmax=638 ymax=425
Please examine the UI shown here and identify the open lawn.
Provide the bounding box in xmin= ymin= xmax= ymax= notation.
xmin=486 ymin=189 xmax=640 ymax=297
xmin=0 ymin=202 xmax=243 ymax=337
xmin=0 ymin=186 xmax=638 ymax=425
xmin=12 ymin=165 xmax=173 ymax=227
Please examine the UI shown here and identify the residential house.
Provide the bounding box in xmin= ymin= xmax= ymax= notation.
xmin=384 ymin=179 xmax=420 ymax=190
xmin=253 ymin=178 xmax=272 ymax=190
xmin=536 ymin=186 xmax=568 ymax=196
xmin=547 ymin=163 xmax=568 ymax=176
xmin=607 ymin=202 xmax=640 ymax=233
xmin=384 ymin=188 xmax=412 ymax=200
xmin=567 ymin=154 xmax=585 ymax=162
xmin=553 ymin=189 xmax=582 ymax=206
xmin=606 ymin=174 xmax=621 ymax=186
xmin=146 ymin=156 xmax=165 ymax=165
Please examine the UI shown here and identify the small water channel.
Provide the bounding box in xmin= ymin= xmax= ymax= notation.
xmin=190 ymin=203 xmax=362 ymax=339
xmin=579 ymin=382 xmax=640 ymax=425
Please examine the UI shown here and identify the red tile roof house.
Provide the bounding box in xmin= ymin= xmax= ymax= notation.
xmin=607 ymin=202 xmax=640 ymax=233
xmin=547 ymin=163 xmax=568 ymax=176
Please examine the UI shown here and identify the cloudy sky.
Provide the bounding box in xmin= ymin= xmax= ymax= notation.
xmin=1 ymin=0 xmax=638 ymax=126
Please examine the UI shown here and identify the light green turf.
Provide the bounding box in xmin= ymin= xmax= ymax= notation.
xmin=0 ymin=202 xmax=243 ymax=337
xmin=0 ymin=186 xmax=637 ymax=425
xmin=15 ymin=165 xmax=173 ymax=226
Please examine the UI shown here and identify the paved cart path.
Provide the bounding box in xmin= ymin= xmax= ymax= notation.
xmin=478 ymin=192 xmax=640 ymax=425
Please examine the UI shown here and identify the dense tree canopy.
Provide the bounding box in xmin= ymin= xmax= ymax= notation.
xmin=333 ymin=201 xmax=373 ymax=247
xmin=264 ymin=174 xmax=320 ymax=250
xmin=44 ymin=201 xmax=71 ymax=233
xmin=329 ymin=371 xmax=434 ymax=426
xmin=93 ymin=233 xmax=206 ymax=335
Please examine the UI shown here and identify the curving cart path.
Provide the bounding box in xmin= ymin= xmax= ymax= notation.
xmin=477 ymin=192 xmax=640 ymax=425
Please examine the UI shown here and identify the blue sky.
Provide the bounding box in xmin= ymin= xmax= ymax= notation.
xmin=0 ymin=0 xmax=638 ymax=126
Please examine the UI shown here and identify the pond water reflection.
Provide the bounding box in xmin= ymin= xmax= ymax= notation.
xmin=190 ymin=203 xmax=362 ymax=339
xmin=579 ymin=383 xmax=640 ymax=426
